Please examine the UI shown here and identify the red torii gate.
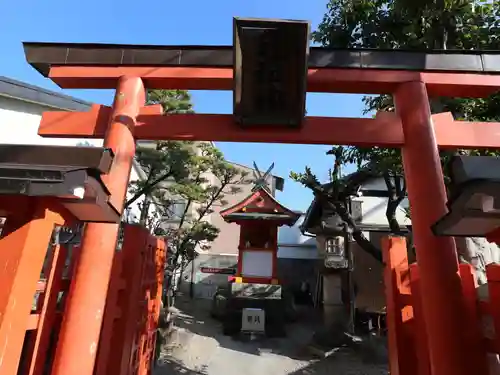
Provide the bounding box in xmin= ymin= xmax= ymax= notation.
xmin=23 ymin=35 xmax=500 ymax=375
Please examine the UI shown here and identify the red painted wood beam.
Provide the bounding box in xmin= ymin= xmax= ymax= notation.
xmin=38 ymin=107 xmax=500 ymax=149
xmin=39 ymin=106 xmax=404 ymax=147
xmin=432 ymin=112 xmax=500 ymax=149
xmin=48 ymin=66 xmax=500 ymax=97
xmin=38 ymin=104 xmax=162 ymax=139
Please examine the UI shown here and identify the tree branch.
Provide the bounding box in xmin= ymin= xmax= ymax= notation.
xmin=327 ymin=146 xmax=343 ymax=182
xmin=303 ymin=179 xmax=384 ymax=263
xmin=125 ymin=170 xmax=174 ymax=208
xmin=383 ymin=173 xmax=407 ymax=235
xmin=384 ymin=173 xmax=401 ymax=234
xmin=331 ymin=199 xmax=383 ymax=263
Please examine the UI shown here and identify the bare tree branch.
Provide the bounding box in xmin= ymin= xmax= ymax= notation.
xmin=302 ymin=177 xmax=383 ymax=263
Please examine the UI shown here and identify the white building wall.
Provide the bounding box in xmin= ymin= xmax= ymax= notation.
xmin=353 ymin=195 xmax=411 ymax=227
xmin=278 ymin=214 xmax=318 ymax=259
xmin=0 ymin=96 xmax=102 ymax=147
xmin=278 ymin=215 xmax=312 ymax=245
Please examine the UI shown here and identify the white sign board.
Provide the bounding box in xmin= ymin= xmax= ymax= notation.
xmin=241 ymin=308 xmax=265 ymax=332
xmin=241 ymin=250 xmax=273 ymax=278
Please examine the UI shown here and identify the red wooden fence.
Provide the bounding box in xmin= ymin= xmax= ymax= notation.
xmin=7 ymin=222 xmax=165 ymax=375
xmin=95 ymin=224 xmax=166 ymax=375
xmin=382 ymin=236 xmax=499 ymax=375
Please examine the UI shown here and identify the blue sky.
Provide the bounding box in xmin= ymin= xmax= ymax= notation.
xmin=0 ymin=0 xmax=367 ymax=211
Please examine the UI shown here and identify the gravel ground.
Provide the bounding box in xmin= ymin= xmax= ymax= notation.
xmin=154 ymin=297 xmax=389 ymax=375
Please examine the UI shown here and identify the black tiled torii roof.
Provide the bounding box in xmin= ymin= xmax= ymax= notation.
xmin=22 ymin=42 xmax=500 ymax=77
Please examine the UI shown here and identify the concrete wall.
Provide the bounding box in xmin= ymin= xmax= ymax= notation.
xmin=276 ymin=258 xmax=318 ymax=295
xmin=179 ymin=253 xmax=238 ymax=299
xmin=277 ymin=215 xmax=318 ymax=295
xmin=180 ymin=253 xmax=319 ymax=300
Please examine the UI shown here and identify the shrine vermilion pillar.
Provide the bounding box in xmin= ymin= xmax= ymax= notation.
xmin=51 ymin=76 xmax=145 ymax=375
xmin=395 ymin=81 xmax=467 ymax=375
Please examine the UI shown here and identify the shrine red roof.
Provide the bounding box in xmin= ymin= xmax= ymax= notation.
xmin=220 ymin=187 xmax=300 ymax=226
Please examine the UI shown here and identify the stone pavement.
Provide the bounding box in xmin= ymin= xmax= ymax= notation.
xmin=153 ymin=297 xmax=388 ymax=375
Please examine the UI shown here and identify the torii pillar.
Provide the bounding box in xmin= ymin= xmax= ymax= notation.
xmin=51 ymin=76 xmax=145 ymax=375
xmin=396 ymin=81 xmax=467 ymax=375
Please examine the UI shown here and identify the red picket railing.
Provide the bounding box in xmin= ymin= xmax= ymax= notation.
xmin=95 ymin=224 xmax=166 ymax=375
xmin=16 ymin=241 xmax=80 ymax=375
xmin=382 ymin=236 xmax=497 ymax=375
xmin=8 ymin=223 xmax=165 ymax=375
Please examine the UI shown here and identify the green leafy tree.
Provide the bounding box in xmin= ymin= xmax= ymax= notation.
xmin=148 ymin=141 xmax=248 ymax=271
xmin=146 ymin=89 xmax=194 ymax=114
xmin=293 ymin=0 xmax=500 ymax=260
xmin=124 ymin=89 xmax=195 ymax=226
xmin=125 ymin=89 xmax=248 ymax=301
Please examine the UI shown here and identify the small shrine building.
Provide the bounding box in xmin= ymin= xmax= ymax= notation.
xmin=220 ymin=169 xmax=300 ymax=285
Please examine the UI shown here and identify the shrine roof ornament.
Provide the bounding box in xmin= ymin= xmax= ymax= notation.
xmin=220 ymin=162 xmax=300 ymax=226
xmin=252 ymin=162 xmax=274 ymax=193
